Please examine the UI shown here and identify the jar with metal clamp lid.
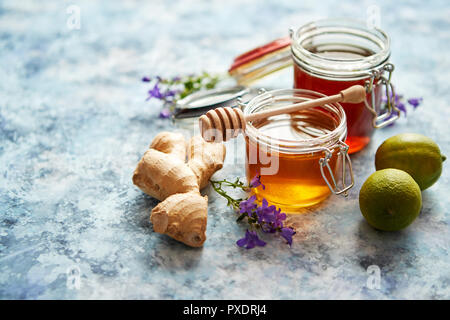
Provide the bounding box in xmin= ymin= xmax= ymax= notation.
xmin=243 ymin=88 xmax=354 ymax=212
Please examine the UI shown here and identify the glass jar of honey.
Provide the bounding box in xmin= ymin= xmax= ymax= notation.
xmin=291 ymin=19 xmax=399 ymax=153
xmin=229 ymin=19 xmax=400 ymax=154
xmin=243 ymin=88 xmax=354 ymax=212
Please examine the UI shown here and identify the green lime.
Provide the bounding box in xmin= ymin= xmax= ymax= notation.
xmin=375 ymin=133 xmax=446 ymax=190
xmin=359 ymin=169 xmax=422 ymax=231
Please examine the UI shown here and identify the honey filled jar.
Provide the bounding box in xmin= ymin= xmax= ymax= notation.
xmin=291 ymin=19 xmax=399 ymax=153
xmin=229 ymin=19 xmax=400 ymax=154
xmin=243 ymin=88 xmax=354 ymax=212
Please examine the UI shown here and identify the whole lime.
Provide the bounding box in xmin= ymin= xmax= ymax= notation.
xmin=375 ymin=133 xmax=446 ymax=190
xmin=359 ymin=169 xmax=422 ymax=231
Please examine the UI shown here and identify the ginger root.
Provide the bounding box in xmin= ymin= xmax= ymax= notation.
xmin=150 ymin=131 xmax=186 ymax=161
xmin=133 ymin=148 xmax=198 ymax=201
xmin=151 ymin=192 xmax=208 ymax=247
xmin=132 ymin=131 xmax=225 ymax=247
xmin=187 ymin=135 xmax=228 ymax=189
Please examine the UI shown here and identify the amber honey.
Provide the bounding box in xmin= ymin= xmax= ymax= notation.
xmin=243 ymin=89 xmax=354 ymax=213
xmin=246 ymin=138 xmax=339 ymax=210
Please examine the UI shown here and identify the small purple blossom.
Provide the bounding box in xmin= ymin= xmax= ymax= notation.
xmin=381 ymin=92 xmax=423 ymax=126
xmin=147 ymin=83 xmax=164 ymax=100
xmin=382 ymin=93 xmax=406 ymax=115
xmin=164 ymin=89 xmax=177 ymax=97
xmin=159 ymin=109 xmax=171 ymax=119
xmin=382 ymin=93 xmax=403 ymax=105
xmin=250 ymin=174 xmax=265 ymax=190
xmin=256 ymin=199 xmax=276 ymax=224
xmin=273 ymin=208 xmax=286 ymax=229
xmin=256 ymin=204 xmax=286 ymax=233
xmin=396 ymin=102 xmax=407 ymax=115
xmin=407 ymin=97 xmax=423 ymax=109
xmin=144 ymin=77 xmax=180 ymax=103
xmin=393 ymin=94 xmax=403 ymax=104
xmin=143 ymin=72 xmax=222 ymax=121
xmin=163 ymin=89 xmax=179 ymax=102
xmin=236 ymin=230 xmax=266 ymax=249
xmin=280 ymin=227 xmax=295 ymax=246
xmin=239 ymin=195 xmax=257 ymax=214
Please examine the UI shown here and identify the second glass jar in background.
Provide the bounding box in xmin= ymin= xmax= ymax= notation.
xmin=244 ymin=88 xmax=354 ymax=212
xmin=291 ymin=19 xmax=398 ymax=153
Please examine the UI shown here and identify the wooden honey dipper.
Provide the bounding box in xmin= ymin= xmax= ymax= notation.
xmin=199 ymin=85 xmax=366 ymax=142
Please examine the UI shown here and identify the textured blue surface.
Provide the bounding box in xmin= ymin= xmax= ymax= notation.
xmin=0 ymin=0 xmax=449 ymax=299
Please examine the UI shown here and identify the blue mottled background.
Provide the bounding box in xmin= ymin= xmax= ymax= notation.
xmin=0 ymin=0 xmax=449 ymax=299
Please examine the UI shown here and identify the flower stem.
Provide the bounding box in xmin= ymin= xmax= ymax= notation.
xmin=210 ymin=178 xmax=249 ymax=211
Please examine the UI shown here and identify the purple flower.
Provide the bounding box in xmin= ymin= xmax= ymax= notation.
xmin=280 ymin=227 xmax=295 ymax=246
xmin=382 ymin=92 xmax=402 ymax=104
xmin=239 ymin=195 xmax=257 ymax=214
xmin=147 ymin=83 xmax=164 ymax=100
xmin=141 ymin=76 xmax=151 ymax=82
xmin=382 ymin=93 xmax=405 ymax=113
xmin=381 ymin=92 xmax=422 ymax=126
xmin=407 ymin=97 xmax=423 ymax=109
xmin=258 ymin=205 xmax=286 ymax=233
xmin=159 ymin=109 xmax=171 ymax=119
xmin=236 ymin=230 xmax=266 ymax=249
xmin=250 ymin=174 xmax=265 ymax=190
xmin=273 ymin=208 xmax=286 ymax=229
xmin=163 ymin=89 xmax=178 ymax=100
xmin=172 ymin=76 xmax=181 ymax=82
xmin=397 ymin=101 xmax=407 ymax=116
xmin=256 ymin=198 xmax=277 ymax=227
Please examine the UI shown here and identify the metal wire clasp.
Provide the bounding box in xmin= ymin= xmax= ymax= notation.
xmin=364 ymin=63 xmax=401 ymax=128
xmin=319 ymin=141 xmax=354 ymax=196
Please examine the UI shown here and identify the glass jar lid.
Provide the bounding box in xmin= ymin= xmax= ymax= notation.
xmin=173 ymin=85 xmax=257 ymax=119
xmin=291 ymin=19 xmax=391 ymax=79
xmin=228 ymin=37 xmax=292 ymax=85
xmin=172 ymin=85 xmax=259 ymax=132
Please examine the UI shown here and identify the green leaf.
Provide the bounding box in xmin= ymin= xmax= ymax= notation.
xmin=184 ymin=81 xmax=194 ymax=91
